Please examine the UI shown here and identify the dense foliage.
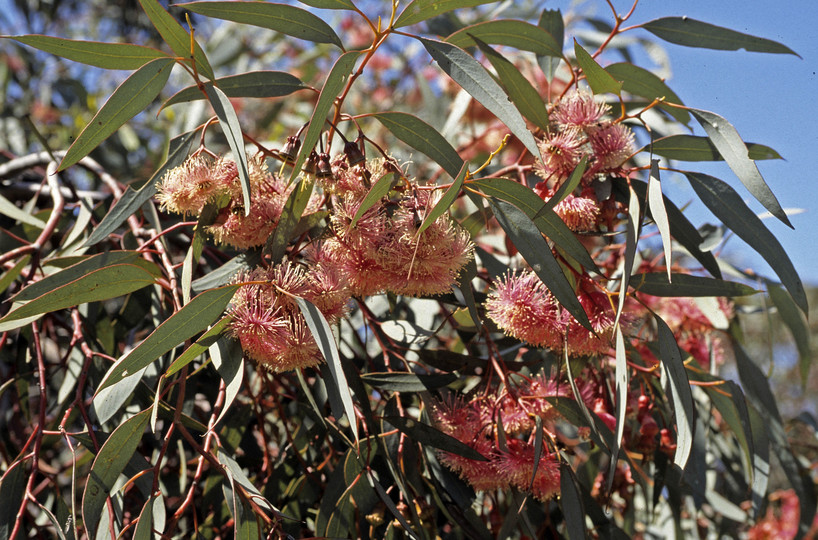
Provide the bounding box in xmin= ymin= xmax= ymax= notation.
xmin=0 ymin=1 xmax=815 ymax=538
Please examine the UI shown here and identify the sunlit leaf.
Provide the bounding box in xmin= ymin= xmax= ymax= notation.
xmin=345 ymin=172 xmax=396 ymax=228
xmin=0 ymin=256 xmax=30 ymax=297
xmin=607 ymin=326 xmax=628 ymax=493
xmin=385 ymin=415 xmax=487 ymax=461
xmin=265 ymin=177 xmax=315 ymax=261
xmin=574 ymin=40 xmax=622 ymax=95
xmin=445 ymin=20 xmax=562 ymax=57
xmin=537 ymin=9 xmax=564 ymax=82
xmin=747 ymin=404 xmax=770 ymax=519
xmin=488 ymin=197 xmax=591 ymax=330
xmin=656 ymin=316 xmax=694 ymax=471
xmin=631 ymin=273 xmax=758 ymax=297
xmin=685 ymin=172 xmax=806 ymax=313
xmin=297 ymin=0 xmax=355 ymax=8
xmin=82 ymin=410 xmax=150 ymax=540
xmin=138 ymin=0 xmax=214 ymax=79
xmin=9 ymin=35 xmax=169 ymax=69
xmin=421 ymin=38 xmax=539 ymax=157
xmin=395 ymin=0 xmax=498 ymax=28
xmin=606 ymin=62 xmax=688 ymax=125
xmin=690 ymin=108 xmax=790 ymax=227
xmin=178 ymin=2 xmax=343 ymax=48
xmin=642 ymin=17 xmax=799 ymax=56
xmin=373 ymin=112 xmax=463 ymax=179
xmin=649 ymin=134 xmax=782 ymax=162
xmin=164 ymin=316 xmax=231 ymax=376
xmin=58 ymin=58 xmax=174 ymax=171
xmin=417 ymin=162 xmax=468 ymax=235
xmin=647 ymin=160 xmax=672 ymax=281
xmin=767 ymin=282 xmax=812 ymax=385
xmin=204 ymin=85 xmax=251 ymax=214
xmin=614 ymin=183 xmax=640 ymax=327
xmin=164 ymin=71 xmax=307 ymax=107
xmin=211 ymin=338 xmax=244 ymax=427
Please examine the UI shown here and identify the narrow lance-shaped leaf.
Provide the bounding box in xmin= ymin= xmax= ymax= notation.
xmin=685 ymin=172 xmax=806 ymax=313
xmin=164 ymin=71 xmax=307 ymax=107
xmin=605 ymin=62 xmax=689 ymax=125
xmin=544 ymin=157 xmax=587 ymax=210
xmin=606 ymin=326 xmax=629 ymax=494
xmin=656 ymin=315 xmax=695 ymax=471
xmin=474 ymin=39 xmax=550 ymax=132
xmin=649 ymin=134 xmax=782 ymax=162
xmin=395 ymin=0 xmax=497 ymax=28
xmin=537 ymin=9 xmax=564 ymax=82
xmin=178 ymin=2 xmax=343 ymax=48
xmin=138 ymin=0 xmax=214 ymax=79
xmin=747 ymin=403 xmax=771 ymax=519
xmin=648 ymin=160 xmax=672 ymax=281
xmin=614 ymin=183 xmax=640 ymax=328
xmin=295 ymin=297 xmax=358 ymax=442
xmin=348 ymin=173 xmax=397 ymax=228
xmin=631 ymin=273 xmax=758 ymax=297
xmin=574 ymin=40 xmax=622 ymax=96
xmin=445 ymin=20 xmax=562 ymax=57
xmin=289 ymin=51 xmax=360 ymax=182
xmin=690 ymin=108 xmax=791 ymax=227
xmin=488 ymin=197 xmax=591 ymax=330
xmin=82 ymin=410 xmax=151 ymax=540
xmin=205 ymin=85 xmax=251 ymax=215
xmin=373 ymin=112 xmax=463 ymax=179
xmin=211 ymin=338 xmax=245 ymax=428
xmin=164 ymin=316 xmax=232 ymax=376
xmin=384 ymin=415 xmax=487 ymax=461
xmin=641 ymin=17 xmax=799 ymax=56
xmin=265 ymin=177 xmax=315 ymax=261
xmin=8 ymin=35 xmax=169 ymax=70
xmin=0 ymin=462 xmax=26 ymax=540
xmin=560 ymin=462 xmax=588 ymax=540
xmin=297 ymin=0 xmax=355 ymax=9
xmin=420 ymin=38 xmax=539 ymax=157
xmin=58 ymin=58 xmax=174 ymax=171
xmin=767 ymin=281 xmax=812 ymax=385
xmin=417 ymin=162 xmax=468 ymax=235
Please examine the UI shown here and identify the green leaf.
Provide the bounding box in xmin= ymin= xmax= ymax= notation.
xmin=767 ymin=282 xmax=812 ymax=385
xmin=685 ymin=172 xmax=806 ymax=313
xmin=373 ymin=112 xmax=464 ymax=179
xmin=289 ymin=51 xmax=359 ymax=182
xmin=96 ymin=285 xmax=240 ymax=393
xmin=417 ymin=162 xmax=467 ymax=235
xmin=632 ymin=273 xmax=758 ymax=297
xmin=0 ymin=263 xmax=158 ymax=330
xmin=133 ymin=495 xmax=164 ymax=540
xmin=9 ymin=35 xmax=169 ymax=69
xmin=295 ymin=297 xmax=357 ymax=442
xmin=82 ymin=410 xmax=151 ymax=540
xmin=0 ymin=462 xmax=26 ymax=540
xmin=384 ymin=415 xmax=487 ymax=461
xmin=544 ymin=157 xmax=587 ymax=210
xmin=85 ymin=127 xmax=200 ymax=247
xmin=559 ymin=462 xmax=587 ymax=540
xmin=58 ymin=58 xmax=174 ymax=171
xmin=192 ymin=250 xmax=261 ymax=293
xmin=649 ymin=134 xmax=782 ymax=162
xmin=395 ymin=0 xmax=498 ymax=28
xmin=474 ymin=39 xmax=550 ymax=131
xmin=537 ymin=9 xmax=564 ymax=82
xmin=468 ymin=177 xmax=596 ymax=272
xmin=606 ymin=326 xmax=628 ymax=493
xmin=347 ymin=172 xmax=396 ymax=228
xmin=0 ymin=255 xmax=30 ymax=296
xmin=613 ymin=183 xmax=639 ymax=328
xmin=641 ymin=17 xmax=799 ymax=56
xmin=205 ymin=85 xmax=251 ymax=215
xmin=420 ymin=38 xmax=539 ymax=157
xmin=488 ymin=197 xmax=591 ymax=330
xmin=360 ymin=373 xmax=457 ymax=392
xmin=211 ymin=338 xmax=244 ymax=427
xmin=647 ymin=160 xmax=672 ymax=280
xmin=0 ymin=192 xmax=46 ymax=227
xmin=656 ymin=316 xmax=694 ymax=471
xmin=445 ymin=20 xmax=562 ymax=57
xmin=164 ymin=71 xmax=307 ymax=107
xmin=573 ymin=40 xmax=622 ymax=95
xmin=138 ymin=0 xmax=214 ymax=80
xmin=265 ymin=177 xmax=315 ymax=261
xmin=605 ymin=62 xmax=688 ymax=125
xmin=164 ymin=316 xmax=231 ymax=376
xmin=747 ymin=403 xmax=770 ymax=519
xmin=298 ymin=0 xmax=355 ymax=9
xmin=178 ymin=2 xmax=343 ymax=48
xmin=217 ymin=448 xmax=283 ymax=517
xmin=690 ymin=108 xmax=790 ymax=227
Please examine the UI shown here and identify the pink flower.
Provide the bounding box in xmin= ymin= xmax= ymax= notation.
xmin=534 ymin=129 xmax=584 ymax=183
xmin=588 ymin=123 xmax=634 ymax=172
xmin=485 ymin=270 xmax=563 ymax=349
xmin=550 ymin=91 xmax=610 ymax=129
xmin=563 ymin=291 xmax=616 ymax=356
xmin=497 ymin=439 xmax=561 ymax=501
xmin=553 ymin=193 xmax=600 ymax=232
xmin=156 ymin=154 xmax=224 ymax=215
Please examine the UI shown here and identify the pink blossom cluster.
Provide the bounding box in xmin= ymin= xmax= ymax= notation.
xmin=156 ymin=153 xmax=296 ymax=249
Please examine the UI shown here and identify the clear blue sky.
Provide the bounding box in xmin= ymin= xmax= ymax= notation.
xmin=561 ymin=0 xmax=818 ymax=286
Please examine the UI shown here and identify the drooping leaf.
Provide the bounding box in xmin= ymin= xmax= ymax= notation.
xmin=631 ymin=273 xmax=758 ymax=297
xmin=607 ymin=326 xmax=628 ymax=492
xmin=0 ymin=192 xmax=45 ymax=228
xmin=0 ymin=263 xmax=158 ymax=330
xmin=178 ymin=2 xmax=343 ymax=48
xmin=385 ymin=415 xmax=488 ymax=462
xmin=360 ymin=372 xmax=457 ymax=392
xmin=641 ymin=17 xmax=799 ymax=56
xmin=164 ymin=71 xmax=307 ymax=107
xmin=82 ymin=410 xmax=150 ymax=540
xmin=138 ymin=0 xmax=214 ymax=79
xmin=445 ymin=20 xmax=562 ymax=57
xmin=767 ymin=282 xmax=812 ymax=385
xmin=685 ymin=172 xmax=806 ymax=313
xmin=133 ymin=495 xmax=164 ymax=540
xmin=265 ymin=177 xmax=315 ymax=261
xmin=85 ymin=127 xmax=200 ymax=247
xmin=417 ymin=162 xmax=468 ymax=235
xmin=58 ymin=58 xmax=174 ymax=171
xmin=288 ymin=51 xmax=360 ymax=182
xmin=204 ymin=85 xmax=251 ymax=215
xmin=164 ymin=316 xmax=231 ymax=376
xmin=9 ymin=35 xmax=169 ymax=69
xmin=192 ymin=250 xmax=261 ymax=293
xmin=649 ymin=134 xmax=781 ymax=162
xmin=606 ymin=62 xmax=688 ymax=125
xmin=656 ymin=316 xmax=695 ymax=471
xmin=297 ymin=0 xmax=355 ymax=9
xmin=468 ymin=177 xmax=596 ymax=271
xmin=0 ymin=255 xmax=30 ymax=296
xmin=295 ymin=297 xmax=357 ymax=441
xmin=573 ymin=40 xmax=622 ymax=95
xmin=373 ymin=112 xmax=463 ymax=179
xmin=747 ymin=403 xmax=770 ymax=519
xmin=474 ymin=39 xmax=550 ymax=131
xmin=690 ymin=108 xmax=790 ymax=227
xmin=560 ymin=462 xmax=587 ymax=540
xmin=211 ymin=338 xmax=244 ymax=427
xmin=394 ymin=0 xmax=498 ymax=28
xmin=488 ymin=197 xmax=591 ymax=330
xmin=0 ymin=462 xmax=26 ymax=540
xmin=544 ymin=157 xmax=587 ymax=210
xmin=614 ymin=183 xmax=640 ymax=327
xmin=537 ymin=9 xmax=564 ymax=82
xmin=420 ymin=38 xmax=539 ymax=157
xmin=647 ymin=160 xmax=672 ymax=280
